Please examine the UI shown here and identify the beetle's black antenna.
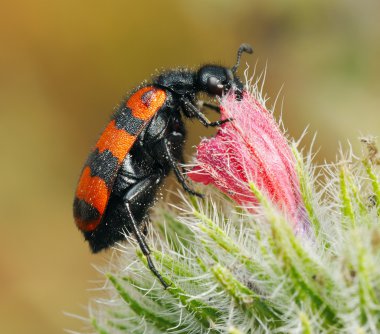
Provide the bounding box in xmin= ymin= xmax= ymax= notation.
xmin=231 ymin=43 xmax=253 ymax=74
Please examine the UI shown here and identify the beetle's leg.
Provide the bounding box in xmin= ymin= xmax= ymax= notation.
xmin=162 ymin=138 xmax=203 ymax=198
xmin=198 ymin=100 xmax=221 ymax=113
xmin=141 ymin=220 xmax=149 ymax=236
xmin=181 ymin=98 xmax=232 ymax=127
xmin=125 ymin=203 xmax=169 ymax=288
xmin=122 ymin=176 xmax=169 ymax=289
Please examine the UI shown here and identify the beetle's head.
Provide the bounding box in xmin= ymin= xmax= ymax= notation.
xmin=196 ymin=43 xmax=253 ymax=99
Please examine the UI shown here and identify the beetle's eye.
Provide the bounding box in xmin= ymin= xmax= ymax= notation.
xmin=207 ymin=76 xmax=224 ymax=95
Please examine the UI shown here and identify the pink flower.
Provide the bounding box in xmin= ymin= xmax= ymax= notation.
xmin=189 ymin=91 xmax=308 ymax=232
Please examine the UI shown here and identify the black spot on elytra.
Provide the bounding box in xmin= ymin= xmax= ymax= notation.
xmin=141 ymin=90 xmax=154 ymax=107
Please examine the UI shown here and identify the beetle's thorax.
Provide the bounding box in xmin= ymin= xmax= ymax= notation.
xmin=154 ymin=69 xmax=196 ymax=96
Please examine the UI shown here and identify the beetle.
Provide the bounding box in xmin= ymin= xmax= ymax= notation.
xmin=73 ymin=43 xmax=253 ymax=287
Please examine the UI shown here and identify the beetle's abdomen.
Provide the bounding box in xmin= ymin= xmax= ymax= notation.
xmin=73 ymin=86 xmax=166 ymax=233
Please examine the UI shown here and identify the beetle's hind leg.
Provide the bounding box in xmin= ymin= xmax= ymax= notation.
xmin=125 ymin=203 xmax=169 ymax=288
xmin=121 ymin=175 xmax=169 ymax=288
xmin=141 ymin=220 xmax=149 ymax=236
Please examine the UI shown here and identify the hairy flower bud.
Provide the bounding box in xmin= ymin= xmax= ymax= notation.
xmin=189 ymin=91 xmax=308 ymax=232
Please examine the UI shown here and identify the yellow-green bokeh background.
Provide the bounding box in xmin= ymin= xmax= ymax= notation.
xmin=1 ymin=1 xmax=379 ymax=333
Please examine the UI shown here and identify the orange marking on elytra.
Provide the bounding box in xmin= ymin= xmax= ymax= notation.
xmin=96 ymin=120 xmax=136 ymax=163
xmin=76 ymin=166 xmax=109 ymax=220
xmin=127 ymin=86 xmax=166 ymax=121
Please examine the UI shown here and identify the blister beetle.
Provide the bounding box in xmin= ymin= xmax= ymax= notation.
xmin=73 ymin=43 xmax=253 ymax=287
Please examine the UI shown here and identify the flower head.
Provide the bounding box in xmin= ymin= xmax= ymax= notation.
xmin=189 ymin=89 xmax=308 ymax=231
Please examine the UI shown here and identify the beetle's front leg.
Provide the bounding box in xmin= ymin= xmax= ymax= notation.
xmin=181 ymin=98 xmax=231 ymax=128
xmin=155 ymin=134 xmax=203 ymax=198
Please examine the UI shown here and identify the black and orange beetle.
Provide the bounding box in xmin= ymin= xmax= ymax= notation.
xmin=73 ymin=44 xmax=253 ymax=287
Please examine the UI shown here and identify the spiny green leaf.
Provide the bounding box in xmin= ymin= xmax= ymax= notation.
xmin=106 ymin=274 xmax=179 ymax=331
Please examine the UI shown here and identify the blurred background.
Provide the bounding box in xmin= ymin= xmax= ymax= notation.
xmin=1 ymin=0 xmax=379 ymax=332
